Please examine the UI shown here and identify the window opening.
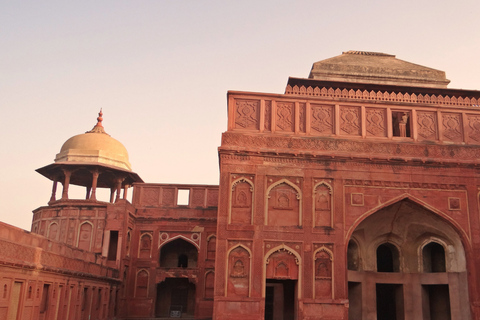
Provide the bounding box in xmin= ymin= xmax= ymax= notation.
xmin=377 ymin=243 xmax=399 ymax=272
xmin=423 ymin=242 xmax=446 ymax=273
xmin=107 ymin=231 xmax=119 ymax=261
xmin=177 ymin=189 xmax=190 ymax=206
xmin=392 ymin=111 xmax=411 ymax=137
xmin=178 ymin=254 xmax=188 ymax=268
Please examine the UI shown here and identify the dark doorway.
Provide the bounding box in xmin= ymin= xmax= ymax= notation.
xmin=422 ymin=285 xmax=451 ymax=320
xmin=155 ymin=278 xmax=195 ymax=318
xmin=264 ymin=279 xmax=295 ymax=320
xmin=376 ymin=284 xmax=404 ymax=320
xmin=348 ymin=282 xmax=362 ymax=320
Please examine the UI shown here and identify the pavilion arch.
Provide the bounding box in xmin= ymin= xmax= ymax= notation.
xmin=312 ymin=181 xmax=333 ymax=228
xmin=47 ymin=222 xmax=59 ymax=240
xmin=159 ymin=236 xmax=198 ymax=268
xmin=347 ymin=196 xmax=471 ymax=320
xmin=312 ymin=246 xmax=334 ymax=299
xmin=77 ymin=221 xmax=94 ymax=251
xmin=229 ymin=177 xmax=254 ymax=224
xmin=264 ymin=179 xmax=303 ymax=226
xmin=262 ymin=244 xmax=302 ymax=298
xmin=346 ymin=193 xmax=470 ymax=248
xmin=225 ymin=244 xmax=252 ymax=297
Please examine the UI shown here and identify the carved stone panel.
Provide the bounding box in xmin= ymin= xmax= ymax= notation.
xmin=139 ymin=233 xmax=152 ymax=259
xmin=265 ymin=100 xmax=272 ymax=132
xmin=417 ymin=111 xmax=437 ymax=140
xmin=276 ymin=102 xmax=295 ymax=132
xmin=340 ymin=106 xmax=361 ymax=136
xmin=135 ymin=270 xmax=149 ymax=298
xmin=299 ymin=103 xmax=306 ymax=133
xmin=311 ymin=104 xmax=334 ymax=135
xmin=442 ymin=113 xmax=463 ymax=142
xmin=235 ymin=99 xmax=260 ymax=130
xmin=162 ymin=188 xmax=175 ymax=206
xmin=143 ymin=187 xmax=159 ymax=206
xmin=314 ymin=248 xmax=333 ymax=299
xmin=227 ymin=246 xmax=250 ymax=297
xmin=467 ymin=114 xmax=480 ymax=143
xmin=366 ymin=108 xmax=387 ymax=137
xmin=191 ymin=189 xmax=205 ymax=207
xmin=205 ymin=271 xmax=214 ymax=299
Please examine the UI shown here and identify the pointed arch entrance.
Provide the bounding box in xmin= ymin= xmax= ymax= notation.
xmin=347 ymin=198 xmax=470 ymax=320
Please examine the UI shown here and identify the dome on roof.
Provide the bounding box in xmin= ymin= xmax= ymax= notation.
xmin=54 ymin=111 xmax=132 ymax=171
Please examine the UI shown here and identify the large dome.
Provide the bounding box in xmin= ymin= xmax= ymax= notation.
xmin=54 ymin=111 xmax=132 ymax=171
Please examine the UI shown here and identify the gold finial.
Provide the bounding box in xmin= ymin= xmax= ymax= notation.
xmin=96 ymin=108 xmax=104 ymax=127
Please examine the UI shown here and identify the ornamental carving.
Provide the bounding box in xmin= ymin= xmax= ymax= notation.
xmin=299 ymin=103 xmax=306 ymax=132
xmin=276 ymin=102 xmax=295 ymax=132
xmin=265 ymin=247 xmax=299 ymax=280
xmin=442 ymin=113 xmax=463 ymax=142
xmin=235 ymin=100 xmax=259 ymax=130
xmin=311 ymin=104 xmax=334 ymax=134
xmin=227 ymin=246 xmax=250 ymax=297
xmin=143 ymin=188 xmax=159 ymax=206
xmin=264 ymin=100 xmax=272 ymax=132
xmin=366 ymin=108 xmax=386 ymax=137
xmin=468 ymin=115 xmax=480 ymax=142
xmin=417 ymin=111 xmax=437 ymax=140
xmin=267 ymin=181 xmax=301 ymax=226
xmin=230 ymin=178 xmax=253 ymax=225
xmin=340 ymin=106 xmax=361 ymax=135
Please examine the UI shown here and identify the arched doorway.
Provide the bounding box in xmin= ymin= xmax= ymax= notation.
xmin=156 ymin=238 xmax=198 ymax=317
xmin=347 ymin=199 xmax=470 ymax=320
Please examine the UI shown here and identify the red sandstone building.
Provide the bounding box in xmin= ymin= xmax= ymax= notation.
xmin=2 ymin=51 xmax=480 ymax=319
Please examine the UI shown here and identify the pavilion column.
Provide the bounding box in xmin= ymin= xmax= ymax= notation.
xmin=86 ymin=187 xmax=91 ymax=200
xmin=61 ymin=169 xmax=71 ymax=200
xmin=49 ymin=180 xmax=58 ymax=203
xmin=90 ymin=171 xmax=99 ymax=201
xmin=123 ymin=185 xmax=129 ymax=200
xmin=109 ymin=188 xmax=115 ymax=203
xmin=115 ymin=179 xmax=123 ymax=202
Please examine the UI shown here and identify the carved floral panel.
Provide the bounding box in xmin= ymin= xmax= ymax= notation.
xmin=276 ymin=102 xmax=295 ymax=132
xmin=340 ymin=106 xmax=361 ymax=136
xmin=366 ymin=108 xmax=386 ymax=137
xmin=265 ymin=100 xmax=272 ymax=132
xmin=235 ymin=99 xmax=260 ymax=130
xmin=311 ymin=104 xmax=334 ymax=135
xmin=417 ymin=111 xmax=437 ymax=140
xmin=442 ymin=113 xmax=463 ymax=142
xmin=467 ymin=114 xmax=480 ymax=143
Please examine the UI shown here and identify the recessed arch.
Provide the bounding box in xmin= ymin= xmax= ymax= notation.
xmin=77 ymin=221 xmax=94 ymax=251
xmin=158 ymin=234 xmax=200 ymax=249
xmin=229 ymin=177 xmax=254 ymax=224
xmin=134 ymin=269 xmax=149 ymax=298
xmin=138 ymin=233 xmax=153 ymax=259
xmin=225 ymin=244 xmax=252 ymax=297
xmin=265 ymin=179 xmax=303 ymax=226
xmin=47 ymin=222 xmax=59 ymax=240
xmin=159 ymin=237 xmax=198 ymax=268
xmin=312 ymin=246 xmax=334 ymax=299
xmin=312 ymin=181 xmax=333 ymax=228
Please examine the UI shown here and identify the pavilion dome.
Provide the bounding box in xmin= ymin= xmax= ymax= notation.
xmin=54 ymin=111 xmax=132 ymax=171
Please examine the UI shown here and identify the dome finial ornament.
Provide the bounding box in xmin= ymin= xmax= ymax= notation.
xmin=86 ymin=109 xmax=109 ymax=135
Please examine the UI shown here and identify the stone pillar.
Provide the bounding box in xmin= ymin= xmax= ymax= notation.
xmin=61 ymin=169 xmax=71 ymax=200
xmin=49 ymin=180 xmax=58 ymax=203
xmin=109 ymin=188 xmax=115 ymax=203
xmin=115 ymin=179 xmax=122 ymax=202
xmin=123 ymin=185 xmax=128 ymax=200
xmin=86 ymin=187 xmax=91 ymax=200
xmin=90 ymin=171 xmax=99 ymax=201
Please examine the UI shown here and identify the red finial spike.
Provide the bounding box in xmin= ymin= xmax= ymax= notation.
xmin=97 ymin=109 xmax=104 ymax=127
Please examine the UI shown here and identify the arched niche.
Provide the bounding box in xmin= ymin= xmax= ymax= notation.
xmin=47 ymin=222 xmax=59 ymax=241
xmin=205 ymin=271 xmax=215 ymax=299
xmin=265 ymin=179 xmax=302 ymax=226
xmin=313 ymin=181 xmax=333 ymax=228
xmin=159 ymin=238 xmax=198 ymax=268
xmin=77 ymin=221 xmax=93 ymax=251
xmin=263 ymin=244 xmax=302 ymax=298
xmin=376 ymin=242 xmax=400 ymax=272
xmin=206 ymin=235 xmax=216 ymax=260
xmin=347 ymin=239 xmax=360 ymax=271
xmin=229 ymin=177 xmax=254 ymax=225
xmin=313 ymin=246 xmax=334 ymax=299
xmin=135 ymin=269 xmax=149 ymax=298
xmin=226 ymin=245 xmax=251 ymax=297
xmin=138 ymin=233 xmax=153 ymax=259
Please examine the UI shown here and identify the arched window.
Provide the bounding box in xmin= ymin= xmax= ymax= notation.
xmin=423 ymin=242 xmax=446 ymax=273
xmin=376 ymin=243 xmax=399 ymax=272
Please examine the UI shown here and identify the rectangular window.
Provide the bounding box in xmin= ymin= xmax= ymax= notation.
xmin=177 ymin=189 xmax=190 ymax=206
xmin=107 ymin=231 xmax=119 ymax=261
xmin=40 ymin=284 xmax=50 ymax=313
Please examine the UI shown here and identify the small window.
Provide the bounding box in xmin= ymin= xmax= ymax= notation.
xmin=423 ymin=242 xmax=446 ymax=273
xmin=177 ymin=189 xmax=190 ymax=206
xmin=107 ymin=231 xmax=119 ymax=261
xmin=377 ymin=243 xmax=400 ymax=272
xmin=178 ymin=254 xmax=188 ymax=268
xmin=392 ymin=111 xmax=411 ymax=137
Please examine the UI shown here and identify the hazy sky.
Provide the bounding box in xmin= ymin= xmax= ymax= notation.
xmin=2 ymin=1 xmax=480 ymax=230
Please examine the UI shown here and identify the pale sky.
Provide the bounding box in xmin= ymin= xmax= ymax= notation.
xmin=1 ymin=0 xmax=480 ymax=230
